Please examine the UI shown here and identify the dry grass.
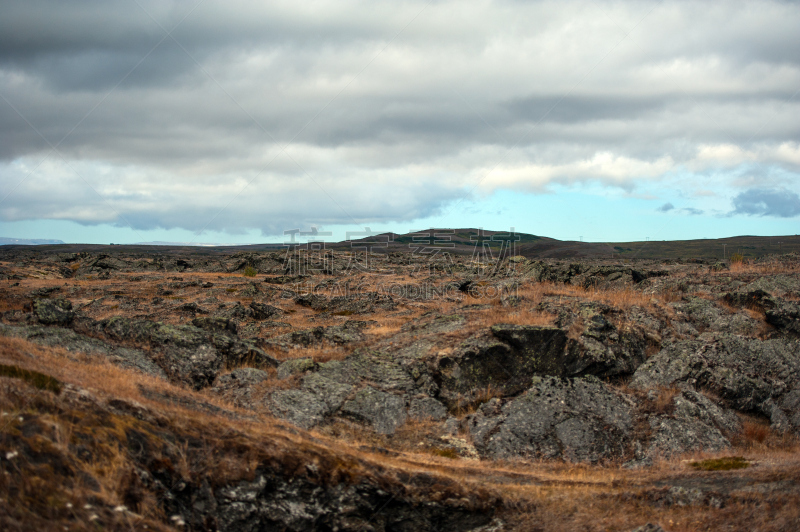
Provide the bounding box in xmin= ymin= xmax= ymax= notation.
xmin=727 ymin=260 xmax=799 ymax=275
xmin=2 ymin=333 xmax=800 ymax=531
xmin=513 ymin=281 xmax=660 ymax=312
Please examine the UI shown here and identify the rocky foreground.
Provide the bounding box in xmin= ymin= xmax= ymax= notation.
xmin=1 ymin=246 xmax=799 ymax=531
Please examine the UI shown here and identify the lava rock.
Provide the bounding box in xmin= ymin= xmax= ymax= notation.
xmin=270 ymin=373 xmax=354 ymax=429
xmin=249 ymin=301 xmax=283 ymax=320
xmin=645 ymin=390 xmax=741 ymax=458
xmin=631 ymin=333 xmax=800 ymax=433
xmin=468 ymin=376 xmax=634 ymax=462
xmin=33 ymin=298 xmax=75 ymax=326
xmin=340 ymin=386 xmax=408 ymax=434
xmin=192 ymin=317 xmax=238 ymax=335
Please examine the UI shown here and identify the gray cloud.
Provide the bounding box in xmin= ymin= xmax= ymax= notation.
xmin=657 ymin=202 xmax=674 ymax=212
xmin=682 ymin=208 xmax=704 ymax=216
xmin=731 ymin=188 xmax=800 ymax=218
xmin=1 ymin=1 xmax=800 ymax=234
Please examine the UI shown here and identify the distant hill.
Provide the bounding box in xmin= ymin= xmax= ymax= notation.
xmin=327 ymin=229 xmax=800 ymax=260
xmin=1 ymin=230 xmax=798 ymax=260
xmin=0 ymin=237 xmax=65 ymax=246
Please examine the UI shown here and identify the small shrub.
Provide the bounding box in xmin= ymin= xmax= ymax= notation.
xmin=652 ymin=387 xmax=680 ymax=415
xmin=243 ymin=266 xmax=258 ymax=277
xmin=742 ymin=420 xmax=769 ymax=444
xmin=689 ymin=456 xmax=749 ymax=471
xmin=225 ymin=288 xmax=237 ymax=293
xmin=729 ymin=252 xmax=744 ymax=264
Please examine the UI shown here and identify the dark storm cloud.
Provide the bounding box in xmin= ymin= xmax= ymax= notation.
xmin=731 ymin=188 xmax=800 ymax=218
xmin=1 ymin=0 xmax=800 ymax=234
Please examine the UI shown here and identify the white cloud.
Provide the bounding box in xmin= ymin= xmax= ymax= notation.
xmin=477 ymin=153 xmax=675 ymax=192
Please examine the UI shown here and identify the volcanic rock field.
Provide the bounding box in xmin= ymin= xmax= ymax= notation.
xmin=1 ymin=244 xmax=799 ymax=531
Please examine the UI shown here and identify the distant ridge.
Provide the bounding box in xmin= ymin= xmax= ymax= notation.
xmin=0 ymin=231 xmax=798 ymax=259
xmin=0 ymin=237 xmax=65 ymax=246
xmin=132 ymin=241 xmax=250 ymax=247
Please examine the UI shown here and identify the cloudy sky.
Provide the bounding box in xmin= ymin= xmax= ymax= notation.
xmin=1 ymin=0 xmax=799 ymax=245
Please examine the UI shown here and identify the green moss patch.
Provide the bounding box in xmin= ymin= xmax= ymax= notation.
xmin=431 ymin=448 xmax=459 ymax=459
xmin=689 ymin=456 xmax=749 ymax=471
xmin=0 ymin=364 xmax=61 ymax=394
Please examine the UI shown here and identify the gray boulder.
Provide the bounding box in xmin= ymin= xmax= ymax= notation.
xmin=563 ymin=304 xmax=650 ymax=377
xmin=467 ymin=376 xmax=635 ymax=462
xmin=340 ymin=386 xmax=408 ymax=434
xmin=645 ymin=390 xmax=741 ymax=459
xmin=408 ymin=395 xmax=448 ymax=421
xmin=316 ymin=349 xmax=419 ymax=392
xmin=266 ymin=321 xmax=368 ymax=348
xmin=270 ymin=373 xmax=354 ymax=429
xmin=192 ymin=316 xmax=238 ymax=335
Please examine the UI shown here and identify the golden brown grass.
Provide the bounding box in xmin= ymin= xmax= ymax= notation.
xmin=726 ymin=260 xmax=799 ymax=275
xmin=512 ymin=280 xmax=661 ymax=312
xmin=3 ymin=333 xmax=800 ymax=531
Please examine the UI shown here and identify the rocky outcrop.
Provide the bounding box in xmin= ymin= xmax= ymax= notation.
xmin=32 ymin=298 xmax=75 ymax=326
xmin=249 ymin=301 xmax=283 ymax=320
xmin=673 ymin=296 xmax=761 ymax=336
xmin=563 ymin=304 xmax=650 ymax=377
xmin=84 ymin=316 xmax=279 ymax=389
xmin=295 ymin=292 xmax=397 ymax=314
xmin=340 ymin=386 xmax=408 ymax=434
xmin=643 ymin=389 xmax=741 ymax=460
xmin=270 ymin=373 xmax=355 ymax=429
xmin=467 ymin=376 xmax=635 ymax=462
xmin=435 ymin=326 xmax=566 ymax=408
xmin=266 ymin=320 xmax=369 ymax=349
xmin=213 ymin=470 xmax=494 ymax=532
xmin=269 ymin=347 xmax=444 ymax=432
xmin=631 ymin=334 xmax=800 ymax=433
xmin=725 ymin=289 xmax=800 ymax=335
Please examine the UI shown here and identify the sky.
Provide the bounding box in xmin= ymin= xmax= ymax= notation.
xmin=1 ymin=0 xmax=799 ymax=245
